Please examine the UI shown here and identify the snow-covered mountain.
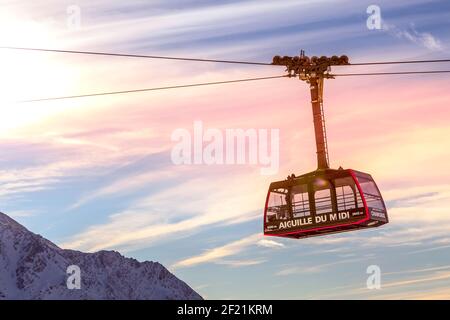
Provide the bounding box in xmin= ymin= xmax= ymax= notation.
xmin=0 ymin=212 xmax=201 ymax=300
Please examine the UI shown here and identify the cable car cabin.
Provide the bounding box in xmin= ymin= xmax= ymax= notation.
xmin=264 ymin=168 xmax=388 ymax=239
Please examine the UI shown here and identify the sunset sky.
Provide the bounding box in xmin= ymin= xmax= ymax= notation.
xmin=1 ymin=0 xmax=450 ymax=299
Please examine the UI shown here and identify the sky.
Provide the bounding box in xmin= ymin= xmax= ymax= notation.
xmin=1 ymin=0 xmax=450 ymax=299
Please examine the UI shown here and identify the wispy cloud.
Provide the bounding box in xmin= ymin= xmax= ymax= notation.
xmin=383 ymin=22 xmax=443 ymax=51
xmin=383 ymin=265 xmax=450 ymax=276
xmin=276 ymin=257 xmax=371 ymax=276
xmin=171 ymin=233 xmax=261 ymax=269
xmin=307 ymin=265 xmax=450 ymax=299
xmin=60 ymin=167 xmax=273 ymax=252
xmin=407 ymin=244 xmax=450 ymax=255
xmin=5 ymin=209 xmax=40 ymax=218
xmin=171 ymin=232 xmax=287 ymax=270
xmin=68 ymin=168 xmax=179 ymax=210
xmin=257 ymin=238 xmax=285 ymax=249
xmin=216 ymin=259 xmax=267 ymax=268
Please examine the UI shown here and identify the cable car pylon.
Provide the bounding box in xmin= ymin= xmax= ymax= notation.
xmin=273 ymin=50 xmax=348 ymax=169
xmin=310 ymin=72 xmax=329 ymax=169
xmin=264 ymin=51 xmax=388 ymax=239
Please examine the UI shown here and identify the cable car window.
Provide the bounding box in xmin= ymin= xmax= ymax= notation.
xmin=314 ymin=188 xmax=332 ymax=215
xmin=335 ymin=185 xmax=355 ymax=211
xmin=355 ymin=175 xmax=386 ymax=211
xmin=333 ymin=177 xmax=364 ymax=210
xmin=291 ymin=184 xmax=310 ymax=217
xmin=266 ymin=189 xmax=289 ymax=222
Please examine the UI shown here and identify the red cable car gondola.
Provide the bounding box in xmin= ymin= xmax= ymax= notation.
xmin=264 ymin=168 xmax=388 ymax=238
xmin=264 ymin=52 xmax=388 ymax=239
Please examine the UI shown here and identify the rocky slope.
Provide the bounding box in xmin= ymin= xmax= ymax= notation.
xmin=0 ymin=212 xmax=201 ymax=300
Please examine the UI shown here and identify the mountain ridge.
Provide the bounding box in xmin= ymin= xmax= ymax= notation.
xmin=0 ymin=212 xmax=202 ymax=300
